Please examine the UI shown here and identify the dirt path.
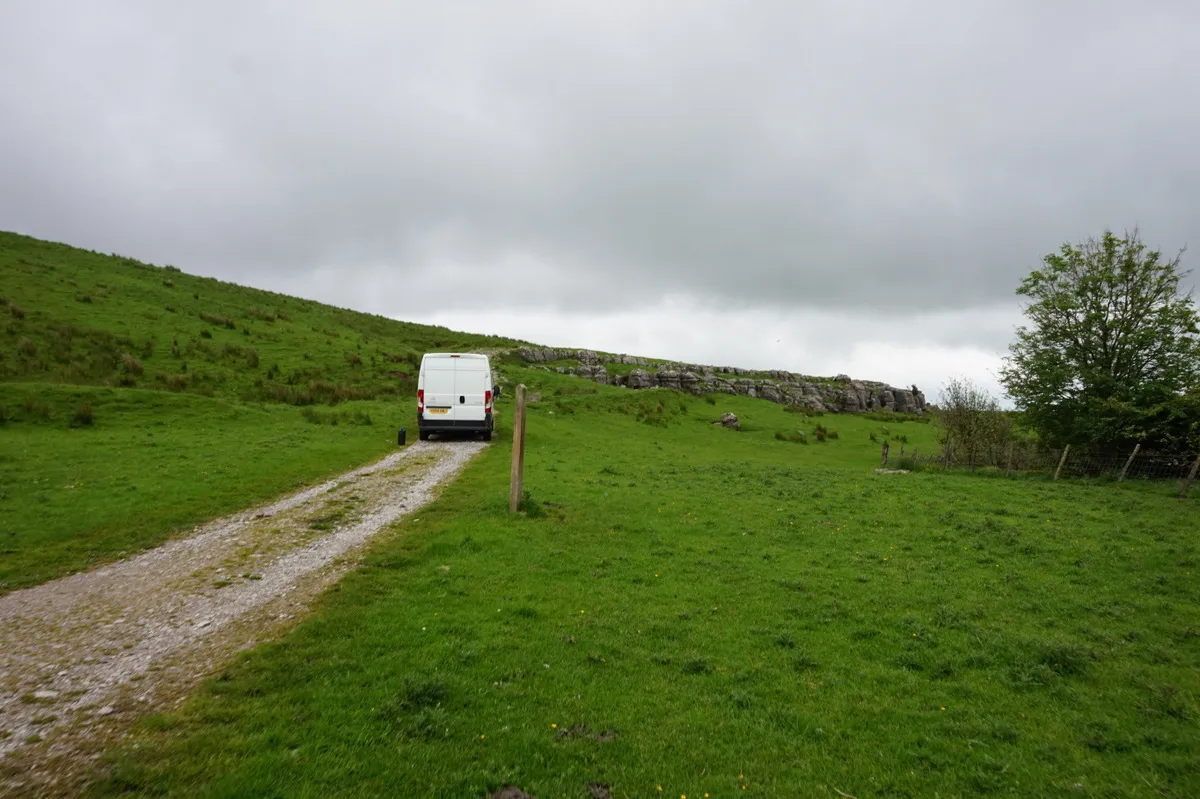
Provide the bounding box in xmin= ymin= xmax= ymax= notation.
xmin=0 ymin=440 xmax=487 ymax=794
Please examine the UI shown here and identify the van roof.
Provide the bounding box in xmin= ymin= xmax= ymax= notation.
xmin=422 ymin=353 xmax=489 ymax=360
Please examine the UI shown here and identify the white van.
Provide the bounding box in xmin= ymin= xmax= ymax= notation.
xmin=416 ymin=353 xmax=498 ymax=441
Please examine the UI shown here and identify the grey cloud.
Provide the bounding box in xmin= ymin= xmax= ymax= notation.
xmin=2 ymin=0 xmax=1198 ymax=319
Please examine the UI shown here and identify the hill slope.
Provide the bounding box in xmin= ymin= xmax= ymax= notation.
xmin=0 ymin=231 xmax=524 ymax=403
xmin=0 ymin=231 xmax=529 ymax=591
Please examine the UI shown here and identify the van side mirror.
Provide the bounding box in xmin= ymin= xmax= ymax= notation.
xmin=493 ymin=385 xmax=502 ymax=398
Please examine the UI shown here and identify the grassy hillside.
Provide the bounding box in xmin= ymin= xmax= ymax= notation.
xmin=0 ymin=231 xmax=525 ymax=590
xmin=0 ymin=231 xmax=521 ymax=402
xmin=94 ymin=366 xmax=1200 ymax=798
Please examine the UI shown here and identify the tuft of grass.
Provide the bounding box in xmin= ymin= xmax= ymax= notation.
xmin=72 ymin=402 xmax=94 ymax=427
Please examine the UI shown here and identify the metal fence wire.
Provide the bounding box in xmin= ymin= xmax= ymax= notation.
xmin=884 ymin=441 xmax=1200 ymax=495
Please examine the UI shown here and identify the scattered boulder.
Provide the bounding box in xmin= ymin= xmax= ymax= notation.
xmin=714 ymin=412 xmax=740 ymax=430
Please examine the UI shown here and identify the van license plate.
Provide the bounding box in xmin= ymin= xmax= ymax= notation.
xmin=427 ymin=408 xmax=449 ymax=414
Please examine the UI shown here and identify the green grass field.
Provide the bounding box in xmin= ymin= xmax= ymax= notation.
xmin=4 ymin=234 xmax=1198 ymax=796
xmin=0 ymin=231 xmax=522 ymax=590
xmin=0 ymin=382 xmax=410 ymax=593
xmin=93 ymin=370 xmax=1200 ymax=798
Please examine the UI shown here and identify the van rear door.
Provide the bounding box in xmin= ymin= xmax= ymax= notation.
xmin=422 ymin=357 xmax=456 ymax=418
xmin=454 ymin=358 xmax=488 ymax=423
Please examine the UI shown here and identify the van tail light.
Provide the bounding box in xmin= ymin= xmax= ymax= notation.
xmin=485 ymin=389 xmax=492 ymax=412
xmin=418 ymin=388 xmax=424 ymax=413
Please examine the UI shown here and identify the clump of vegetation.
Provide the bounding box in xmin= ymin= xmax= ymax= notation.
xmin=199 ymin=312 xmax=236 ymax=330
xmin=119 ymin=352 xmax=144 ymax=376
xmin=813 ymin=423 xmax=828 ymax=442
xmin=22 ymin=398 xmax=52 ymax=420
xmin=72 ymin=402 xmax=94 ymax=427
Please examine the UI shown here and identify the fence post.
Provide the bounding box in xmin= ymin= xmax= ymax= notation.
xmin=943 ymin=436 xmax=951 ymax=469
xmin=1054 ymin=445 xmax=1071 ymax=481
xmin=1118 ymin=443 xmax=1141 ymax=483
xmin=1180 ymin=451 xmax=1200 ymax=499
xmin=881 ymin=441 xmax=889 ymax=468
xmin=509 ymin=384 xmax=528 ymax=512
xmin=1005 ymin=442 xmax=1014 ymax=477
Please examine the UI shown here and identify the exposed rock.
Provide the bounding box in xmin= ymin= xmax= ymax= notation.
xmin=517 ymin=347 xmax=565 ymax=363
xmin=626 ymin=369 xmax=656 ymax=389
xmin=713 ymin=412 xmax=740 ymax=429
xmin=576 ymin=364 xmax=609 ymax=384
xmin=656 ymin=370 xmax=681 ymax=391
xmin=509 ymin=347 xmax=926 ymax=414
xmin=758 ymin=382 xmax=782 ymax=403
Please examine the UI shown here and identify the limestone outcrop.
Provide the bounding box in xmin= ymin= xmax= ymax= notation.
xmin=512 ymin=349 xmax=926 ymax=414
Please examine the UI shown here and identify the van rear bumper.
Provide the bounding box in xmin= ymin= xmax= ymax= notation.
xmin=417 ymin=413 xmax=493 ymax=432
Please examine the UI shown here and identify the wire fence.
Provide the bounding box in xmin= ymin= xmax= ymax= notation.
xmin=879 ymin=441 xmax=1200 ymax=496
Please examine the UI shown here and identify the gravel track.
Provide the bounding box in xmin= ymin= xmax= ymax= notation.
xmin=0 ymin=439 xmax=486 ymax=785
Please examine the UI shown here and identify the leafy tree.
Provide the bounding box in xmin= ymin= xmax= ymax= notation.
xmin=1000 ymin=229 xmax=1200 ymax=453
xmin=936 ymin=377 xmax=1018 ymax=468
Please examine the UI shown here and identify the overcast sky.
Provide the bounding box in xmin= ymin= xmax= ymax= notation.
xmin=3 ymin=1 xmax=1198 ymax=399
